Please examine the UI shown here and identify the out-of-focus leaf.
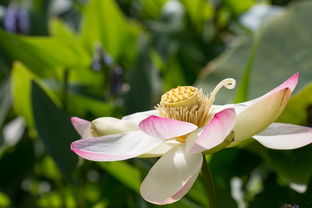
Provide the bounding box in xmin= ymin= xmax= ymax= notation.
xmin=67 ymin=94 xmax=114 ymax=119
xmin=180 ymin=0 xmax=213 ymax=30
xmin=0 ymin=138 xmax=35 ymax=193
xmin=223 ymin=0 xmax=256 ymax=16
xmin=209 ymin=148 xmax=262 ymax=207
xmin=31 ymin=81 xmax=78 ymax=179
xmin=140 ymin=0 xmax=168 ymax=19
xmin=278 ymin=82 xmax=312 ymax=125
xmin=0 ymin=79 xmax=11 ymax=128
xmin=79 ymin=0 xmax=140 ymax=66
xmin=233 ymin=28 xmax=263 ymax=103
xmin=249 ymin=173 xmax=309 ymax=208
xmin=124 ymin=35 xmax=160 ymax=114
xmin=196 ymin=1 xmax=312 ymax=103
xmin=0 ymin=29 xmax=90 ymax=76
xmin=265 ymin=146 xmax=312 ymax=184
xmin=11 ymin=62 xmax=37 ymax=127
xmin=99 ymin=161 xmax=141 ymax=192
xmin=11 ymin=62 xmax=59 ymax=127
xmin=49 ymin=18 xmax=75 ymax=39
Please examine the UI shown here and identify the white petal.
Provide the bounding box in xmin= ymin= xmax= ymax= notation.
xmin=186 ymin=108 xmax=236 ymax=154
xmin=140 ymin=144 xmax=203 ymax=204
xmin=91 ymin=117 xmax=138 ymax=136
xmin=139 ymin=140 xmax=180 ymax=158
xmin=122 ymin=110 xmax=159 ymax=124
xmin=70 ymin=131 xmax=163 ymax=161
xmin=139 ymin=115 xmax=197 ymax=139
xmin=253 ymin=123 xmax=312 ymax=149
xmin=231 ymin=88 xmax=291 ymax=145
xmin=71 ymin=117 xmax=92 ymax=138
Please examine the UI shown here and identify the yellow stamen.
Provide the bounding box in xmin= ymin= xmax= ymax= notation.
xmin=155 ymin=79 xmax=236 ymax=142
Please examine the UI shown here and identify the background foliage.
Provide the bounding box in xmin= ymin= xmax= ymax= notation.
xmin=0 ymin=0 xmax=311 ymax=207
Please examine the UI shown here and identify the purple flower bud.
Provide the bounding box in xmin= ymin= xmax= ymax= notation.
xmin=91 ymin=44 xmax=114 ymax=71
xmin=109 ymin=66 xmax=123 ymax=96
xmin=4 ymin=4 xmax=29 ymax=34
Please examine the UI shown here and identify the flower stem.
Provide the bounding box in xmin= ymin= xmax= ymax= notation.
xmin=201 ymin=154 xmax=217 ymax=208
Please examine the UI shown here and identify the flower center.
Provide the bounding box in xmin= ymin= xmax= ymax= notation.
xmin=156 ymin=79 xmax=236 ymax=130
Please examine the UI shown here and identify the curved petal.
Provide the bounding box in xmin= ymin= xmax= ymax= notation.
xmin=122 ymin=110 xmax=159 ymax=124
xmin=140 ymin=144 xmax=203 ymax=204
xmin=230 ymin=88 xmax=291 ymax=146
xmin=70 ymin=131 xmax=163 ymax=161
xmin=253 ymin=123 xmax=312 ymax=149
xmin=71 ymin=117 xmax=92 ymax=138
xmin=139 ymin=115 xmax=197 ymax=139
xmin=186 ymin=108 xmax=236 ymax=154
xmin=91 ymin=117 xmax=138 ymax=136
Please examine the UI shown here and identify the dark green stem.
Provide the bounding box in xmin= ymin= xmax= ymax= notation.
xmin=62 ymin=69 xmax=70 ymax=111
xmin=201 ymin=155 xmax=217 ymax=208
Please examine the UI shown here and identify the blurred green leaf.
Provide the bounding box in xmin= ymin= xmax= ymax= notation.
xmin=31 ymin=81 xmax=78 ymax=178
xmin=0 ymin=138 xmax=35 ymax=193
xmin=0 ymin=79 xmax=11 ymax=128
xmin=49 ymin=18 xmax=76 ymax=39
xmin=233 ymin=28 xmax=263 ymax=103
xmin=11 ymin=62 xmax=59 ymax=127
xmin=124 ymin=36 xmax=160 ymax=114
xmin=222 ymin=0 xmax=256 ymax=16
xmin=67 ymin=94 xmax=114 ymax=118
xmin=99 ymin=161 xmax=141 ymax=192
xmin=140 ymin=0 xmax=168 ymax=19
xmin=0 ymin=29 xmax=90 ymax=76
xmin=11 ymin=62 xmax=38 ymax=127
xmin=80 ymin=0 xmax=140 ymax=65
xmin=180 ymin=0 xmax=213 ymax=31
xmin=196 ymin=1 xmax=312 ymax=103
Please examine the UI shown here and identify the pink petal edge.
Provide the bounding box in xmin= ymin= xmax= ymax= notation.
xmin=186 ymin=108 xmax=236 ymax=154
xmin=71 ymin=116 xmax=92 ymax=138
xmin=70 ymin=131 xmax=163 ymax=161
xmin=142 ymin=170 xmax=200 ymax=205
xmin=139 ymin=115 xmax=197 ymax=139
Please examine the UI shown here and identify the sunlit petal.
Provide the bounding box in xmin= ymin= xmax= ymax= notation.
xmin=253 ymin=123 xmax=312 ymax=149
xmin=139 ymin=115 xmax=197 ymax=139
xmin=70 ymin=131 xmax=163 ymax=161
xmin=186 ymin=108 xmax=236 ymax=154
xmin=140 ymin=145 xmax=203 ymax=204
xmin=91 ymin=117 xmax=138 ymax=136
xmin=71 ymin=117 xmax=92 ymax=138
xmin=231 ymin=88 xmax=291 ymax=145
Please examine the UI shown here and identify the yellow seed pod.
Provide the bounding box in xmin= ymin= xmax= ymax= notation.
xmin=160 ymin=86 xmax=199 ymax=108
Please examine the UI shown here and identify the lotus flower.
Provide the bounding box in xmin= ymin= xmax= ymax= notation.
xmin=70 ymin=73 xmax=312 ymax=204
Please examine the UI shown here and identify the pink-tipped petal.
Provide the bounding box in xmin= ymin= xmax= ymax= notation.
xmin=253 ymin=123 xmax=312 ymax=150
xmin=122 ymin=110 xmax=159 ymax=124
xmin=139 ymin=115 xmax=197 ymax=139
xmin=70 ymin=131 xmax=163 ymax=161
xmin=71 ymin=117 xmax=92 ymax=138
xmin=230 ymin=88 xmax=291 ymax=146
xmin=140 ymin=144 xmax=203 ymax=204
xmin=186 ymin=108 xmax=236 ymax=154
